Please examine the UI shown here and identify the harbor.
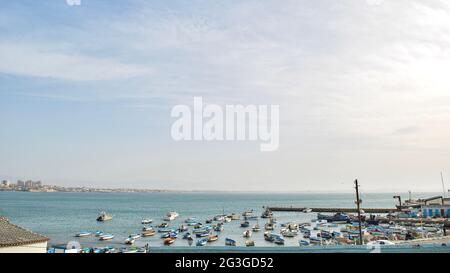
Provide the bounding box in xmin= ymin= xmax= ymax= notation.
xmin=2 ymin=189 xmax=450 ymax=253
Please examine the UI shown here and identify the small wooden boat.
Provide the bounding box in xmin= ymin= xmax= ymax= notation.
xmin=124 ymin=237 xmax=135 ymax=245
xmin=183 ymin=232 xmax=191 ymax=239
xmin=208 ymin=235 xmax=219 ymax=242
xmin=205 ymin=219 xmax=213 ymax=224
xmin=76 ymin=232 xmax=91 ymax=237
xmin=141 ymin=230 xmax=156 ymax=237
xmin=261 ymin=208 xmax=273 ymax=218
xmin=164 ymin=237 xmax=176 ymax=245
xmin=142 ymin=226 xmax=154 ymax=231
xmin=196 ymin=238 xmax=208 ymax=246
xmin=129 ymin=234 xmax=141 ymax=240
xmin=178 ymin=225 xmax=188 ymax=232
xmin=242 ymin=209 xmax=254 ymax=217
xmin=99 ymin=234 xmax=114 ymax=241
xmin=141 ymin=219 xmax=153 ymax=224
xmin=96 ymin=212 xmax=112 ymax=222
xmin=158 ymin=227 xmax=176 ymax=233
xmin=225 ymin=238 xmax=236 ymax=246
xmin=245 ymin=240 xmax=255 ymax=247
xmin=94 ymin=231 xmax=104 ymax=237
xmin=230 ymin=213 xmax=240 ymax=220
xmin=265 ymin=223 xmax=275 ymax=230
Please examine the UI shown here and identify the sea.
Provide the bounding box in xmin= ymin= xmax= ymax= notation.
xmin=0 ymin=191 xmax=436 ymax=249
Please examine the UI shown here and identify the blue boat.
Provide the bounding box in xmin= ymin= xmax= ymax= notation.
xmin=196 ymin=231 xmax=210 ymax=238
xmin=299 ymin=240 xmax=310 ymax=246
xmin=158 ymin=227 xmax=176 ymax=233
xmin=225 ymin=238 xmax=236 ymax=246
xmin=240 ymin=221 xmax=250 ymax=227
xmin=196 ymin=238 xmax=208 ymax=246
xmin=273 ymin=234 xmax=285 ymax=245
xmin=183 ymin=232 xmax=191 ymax=239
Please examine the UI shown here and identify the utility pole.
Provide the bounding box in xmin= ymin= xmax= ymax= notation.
xmin=441 ymin=172 xmax=446 ymax=198
xmin=354 ymin=179 xmax=363 ymax=245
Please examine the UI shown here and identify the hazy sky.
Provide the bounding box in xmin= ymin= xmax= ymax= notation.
xmin=2 ymin=0 xmax=450 ymax=192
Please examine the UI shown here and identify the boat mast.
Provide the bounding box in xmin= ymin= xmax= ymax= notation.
xmin=354 ymin=179 xmax=363 ymax=245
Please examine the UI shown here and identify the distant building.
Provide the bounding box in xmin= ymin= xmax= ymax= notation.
xmin=32 ymin=181 xmax=42 ymax=188
xmin=0 ymin=217 xmax=49 ymax=253
xmin=25 ymin=180 xmax=33 ymax=188
xmin=17 ymin=180 xmax=25 ymax=188
xmin=1 ymin=180 xmax=10 ymax=187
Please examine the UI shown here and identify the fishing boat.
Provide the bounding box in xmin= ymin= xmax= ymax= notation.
xmin=142 ymin=226 xmax=154 ymax=232
xmin=214 ymin=223 xmax=224 ymax=232
xmin=158 ymin=222 xmax=169 ymax=228
xmin=208 ymin=234 xmax=219 ymax=242
xmin=193 ymin=227 xmax=209 ymax=234
xmin=245 ymin=240 xmax=255 ymax=247
xmin=205 ymin=219 xmax=213 ymax=224
xmin=230 ymin=213 xmax=240 ymax=220
xmin=96 ymin=212 xmax=113 ymax=222
xmin=252 ymin=223 xmax=261 ymax=232
xmin=185 ymin=218 xmax=200 ymax=226
xmin=273 ymin=235 xmax=285 ymax=245
xmin=299 ymin=240 xmax=310 ymax=246
xmin=261 ymin=209 xmax=273 ymax=218
xmin=265 ymin=222 xmax=275 ymax=230
xmin=124 ymin=237 xmax=135 ymax=245
xmin=129 ymin=234 xmax=141 ymax=240
xmin=141 ymin=219 xmax=153 ymax=224
xmin=95 ymin=231 xmax=104 ymax=237
xmin=183 ymin=232 xmax=191 ymax=239
xmin=243 ymin=230 xmax=252 ymax=238
xmin=196 ymin=238 xmax=208 ymax=246
xmin=178 ymin=225 xmax=188 ymax=232
xmin=158 ymin=227 xmax=176 ymax=233
xmin=99 ymin=234 xmax=114 ymax=241
xmin=281 ymin=229 xmax=298 ymax=237
xmin=164 ymin=211 xmax=179 ymax=221
xmin=224 ymin=216 xmax=232 ymax=223
xmin=225 ymin=238 xmax=236 ymax=246
xmin=264 ymin=232 xmax=275 ymax=242
xmin=302 ymin=208 xmax=312 ymax=213
xmin=240 ymin=221 xmax=250 ymax=228
xmin=141 ymin=230 xmax=156 ymax=237
xmin=214 ymin=215 xmax=225 ymax=221
xmin=242 ymin=209 xmax=254 ymax=217
xmin=76 ymin=232 xmax=91 ymax=237
xmin=317 ymin=213 xmax=350 ymax=223
xmin=309 ymin=236 xmax=322 ymax=245
xmin=164 ymin=237 xmax=176 ymax=245
xmin=196 ymin=231 xmax=210 ymax=238
xmin=245 ymin=216 xmax=258 ymax=220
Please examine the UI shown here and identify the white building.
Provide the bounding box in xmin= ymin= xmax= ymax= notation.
xmin=1 ymin=180 xmax=10 ymax=187
xmin=0 ymin=217 xmax=49 ymax=253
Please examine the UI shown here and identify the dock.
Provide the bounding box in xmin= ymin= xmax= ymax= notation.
xmin=266 ymin=207 xmax=397 ymax=213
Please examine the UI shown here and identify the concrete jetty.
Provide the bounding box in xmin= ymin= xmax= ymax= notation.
xmin=266 ymin=207 xmax=396 ymax=213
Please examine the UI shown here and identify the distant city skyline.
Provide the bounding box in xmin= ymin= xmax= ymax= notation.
xmin=2 ymin=1 xmax=450 ymax=192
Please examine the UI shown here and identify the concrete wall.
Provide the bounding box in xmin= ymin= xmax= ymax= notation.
xmin=0 ymin=242 xmax=48 ymax=253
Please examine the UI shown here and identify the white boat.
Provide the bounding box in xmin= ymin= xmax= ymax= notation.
xmin=281 ymin=229 xmax=298 ymax=237
xmin=164 ymin=212 xmax=179 ymax=221
xmin=302 ymin=208 xmax=312 ymax=213
xmin=124 ymin=238 xmax=135 ymax=245
xmin=243 ymin=230 xmax=252 ymax=238
xmin=76 ymin=232 xmax=91 ymax=237
xmin=129 ymin=234 xmax=141 ymax=240
xmin=252 ymin=223 xmax=261 ymax=232
xmin=97 ymin=211 xmax=112 ymax=222
xmin=141 ymin=219 xmax=153 ymax=224
xmin=99 ymin=234 xmax=115 ymax=241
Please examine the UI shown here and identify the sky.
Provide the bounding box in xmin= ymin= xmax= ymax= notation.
xmin=2 ymin=0 xmax=450 ymax=192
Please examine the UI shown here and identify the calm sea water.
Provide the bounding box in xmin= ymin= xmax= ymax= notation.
xmin=0 ymin=191 xmax=431 ymax=248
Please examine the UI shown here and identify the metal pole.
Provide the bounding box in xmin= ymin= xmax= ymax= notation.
xmin=354 ymin=179 xmax=363 ymax=245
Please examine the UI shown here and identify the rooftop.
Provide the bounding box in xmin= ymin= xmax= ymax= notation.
xmin=0 ymin=216 xmax=49 ymax=248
